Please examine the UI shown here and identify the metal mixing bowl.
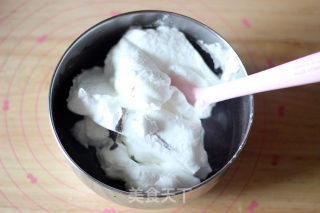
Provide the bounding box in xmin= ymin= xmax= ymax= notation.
xmin=49 ymin=10 xmax=253 ymax=209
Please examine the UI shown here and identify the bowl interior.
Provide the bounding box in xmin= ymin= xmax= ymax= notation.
xmin=49 ymin=11 xmax=253 ymax=193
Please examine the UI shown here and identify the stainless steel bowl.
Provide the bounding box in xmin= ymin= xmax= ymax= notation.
xmin=49 ymin=10 xmax=253 ymax=209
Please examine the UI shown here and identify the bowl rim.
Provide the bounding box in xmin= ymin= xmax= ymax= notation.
xmin=48 ymin=9 xmax=254 ymax=197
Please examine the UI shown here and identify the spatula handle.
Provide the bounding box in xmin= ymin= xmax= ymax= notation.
xmin=197 ymin=52 xmax=320 ymax=105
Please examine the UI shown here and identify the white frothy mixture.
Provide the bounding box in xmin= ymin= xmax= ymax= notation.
xmin=67 ymin=26 xmax=239 ymax=191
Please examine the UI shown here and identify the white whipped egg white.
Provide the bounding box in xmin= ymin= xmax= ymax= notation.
xmin=67 ymin=26 xmax=239 ymax=191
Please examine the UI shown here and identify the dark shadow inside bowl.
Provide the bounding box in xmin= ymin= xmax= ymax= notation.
xmin=49 ymin=11 xmax=253 ymax=194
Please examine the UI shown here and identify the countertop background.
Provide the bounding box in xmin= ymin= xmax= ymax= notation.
xmin=0 ymin=0 xmax=319 ymax=212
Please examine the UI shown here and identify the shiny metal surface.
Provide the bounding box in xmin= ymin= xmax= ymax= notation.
xmin=49 ymin=10 xmax=253 ymax=209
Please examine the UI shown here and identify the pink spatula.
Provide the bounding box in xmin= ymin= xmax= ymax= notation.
xmin=171 ymin=52 xmax=320 ymax=106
